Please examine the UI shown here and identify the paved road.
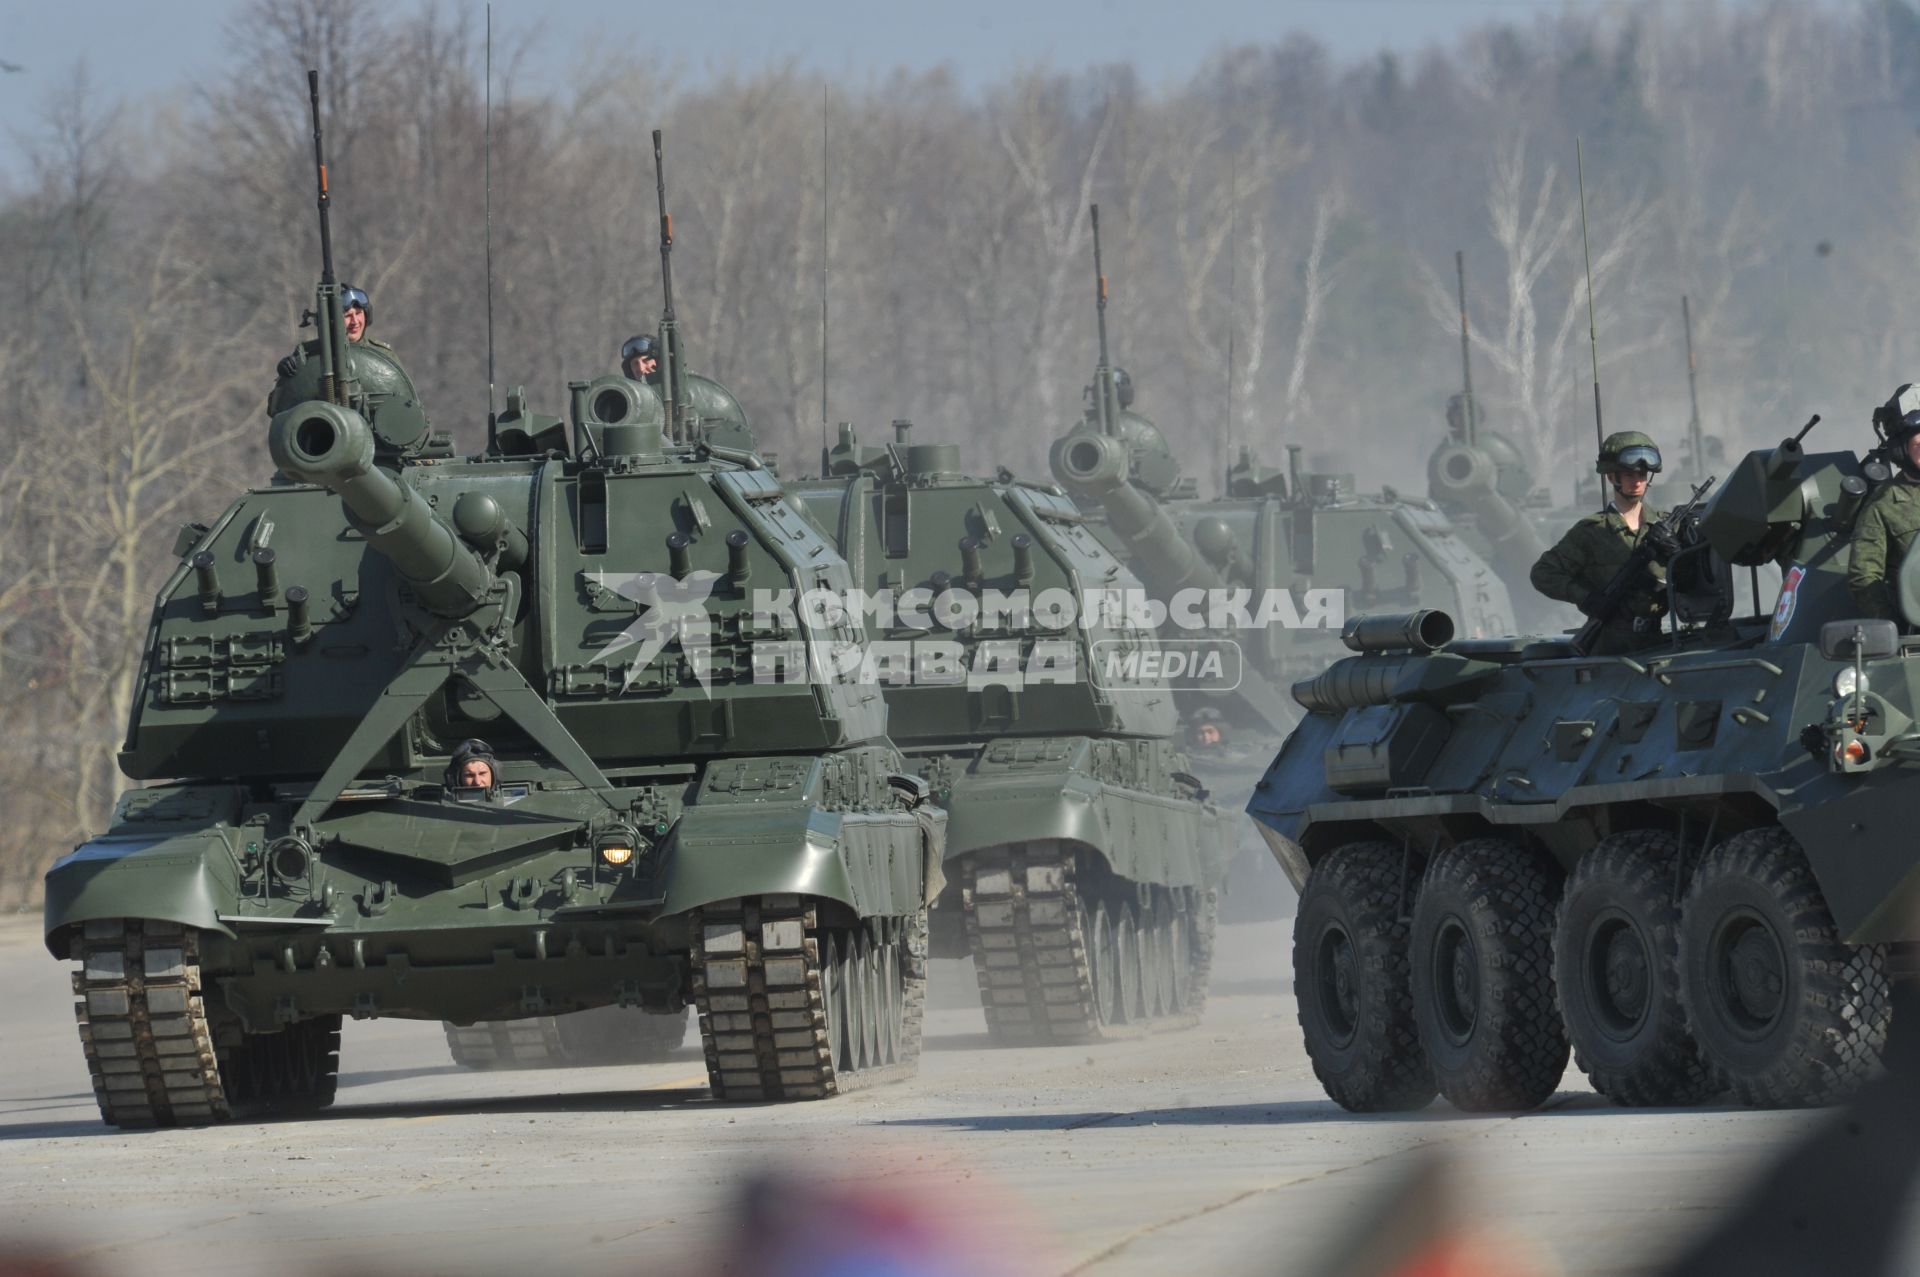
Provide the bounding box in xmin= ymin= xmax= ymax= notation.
xmin=0 ymin=911 xmax=1826 ymax=1276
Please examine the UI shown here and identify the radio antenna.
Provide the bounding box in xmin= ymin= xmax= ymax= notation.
xmin=820 ymin=84 xmax=830 ymax=475
xmin=484 ymin=3 xmax=497 ymax=449
xmin=1577 ymin=139 xmax=1605 ymax=510
xmin=1455 ymin=249 xmax=1477 ymax=446
xmin=1089 ymin=204 xmax=1118 ymax=437
xmin=1226 ymin=163 xmax=1237 ymax=485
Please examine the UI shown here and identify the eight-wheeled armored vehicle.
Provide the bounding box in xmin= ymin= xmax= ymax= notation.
xmin=793 ymin=422 xmax=1235 ymax=1041
xmin=1251 ymin=418 xmax=1911 ymax=1112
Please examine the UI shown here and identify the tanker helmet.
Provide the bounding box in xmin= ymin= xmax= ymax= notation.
xmin=447 ymin=738 xmax=497 ymax=793
xmin=340 ymin=284 xmax=371 ymax=323
xmin=621 ymin=333 xmax=660 ymax=363
xmin=1596 ymin=431 xmax=1662 ymax=475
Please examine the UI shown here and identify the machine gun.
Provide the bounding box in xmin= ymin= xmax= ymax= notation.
xmin=303 ymin=70 xmax=358 ymax=409
xmin=653 ymin=129 xmax=689 ymax=445
xmin=1569 ymin=474 xmax=1717 ymax=656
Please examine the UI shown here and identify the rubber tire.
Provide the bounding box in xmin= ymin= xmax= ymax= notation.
xmin=1678 ymin=826 xmax=1890 ymax=1108
xmin=1554 ymin=831 xmax=1719 ymax=1106
xmin=1293 ymin=841 xmax=1437 ymax=1113
xmin=1411 ymin=838 xmax=1568 ymax=1112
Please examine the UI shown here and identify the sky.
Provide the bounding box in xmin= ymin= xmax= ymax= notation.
xmin=0 ymin=0 xmax=1777 ymax=182
xmin=0 ymin=0 xmax=1576 ymax=162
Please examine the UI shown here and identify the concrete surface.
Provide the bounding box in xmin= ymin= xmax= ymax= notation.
xmin=0 ymin=912 xmax=1834 ymax=1276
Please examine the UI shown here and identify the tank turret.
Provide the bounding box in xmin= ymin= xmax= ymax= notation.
xmin=1051 ymin=427 xmax=1224 ymax=597
xmin=267 ymin=401 xmax=495 ymax=618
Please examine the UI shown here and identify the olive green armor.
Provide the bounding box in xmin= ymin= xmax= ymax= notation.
xmin=1846 ymin=477 xmax=1920 ymax=620
xmin=1530 ymin=506 xmax=1670 ymax=653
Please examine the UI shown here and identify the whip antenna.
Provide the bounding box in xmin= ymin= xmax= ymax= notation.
xmin=1577 ymin=139 xmax=1605 ymax=509
xmin=1090 ymin=204 xmax=1117 ymax=437
xmin=1455 ymin=249 xmax=1477 ymax=445
xmin=1226 ymin=164 xmax=1237 ymax=480
xmin=820 ymin=85 xmax=829 ymax=474
xmin=484 ymin=3 xmax=497 ymax=448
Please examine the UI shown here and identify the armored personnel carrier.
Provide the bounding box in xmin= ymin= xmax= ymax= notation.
xmin=1250 ymin=413 xmax=1916 ymax=1112
xmin=40 ymin=102 xmax=939 ymax=1126
xmin=792 ymin=423 xmax=1235 ymax=1042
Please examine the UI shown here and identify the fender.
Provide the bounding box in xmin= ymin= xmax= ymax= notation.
xmin=658 ymin=802 xmax=935 ymax=918
xmin=44 ymin=832 xmax=241 ymax=957
xmin=943 ymin=765 xmax=1232 ymax=890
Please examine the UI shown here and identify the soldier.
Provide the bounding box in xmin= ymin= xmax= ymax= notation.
xmin=1530 ymin=431 xmax=1677 ymax=653
xmin=621 ymin=333 xmax=661 ymax=384
xmin=446 ymin=738 xmax=498 ymax=797
xmin=1846 ymin=386 xmax=1920 ymax=620
xmin=275 ymin=284 xmax=391 ymax=380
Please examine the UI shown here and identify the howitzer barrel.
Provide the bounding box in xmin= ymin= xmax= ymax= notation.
xmin=1428 ymin=441 xmax=1546 ymax=574
xmin=1050 ymin=431 xmax=1223 ymax=595
xmin=1342 ymin=610 xmax=1454 ymax=654
xmin=268 ymin=402 xmax=494 ymax=617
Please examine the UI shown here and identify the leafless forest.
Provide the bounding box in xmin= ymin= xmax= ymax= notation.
xmin=0 ymin=0 xmax=1915 ymax=902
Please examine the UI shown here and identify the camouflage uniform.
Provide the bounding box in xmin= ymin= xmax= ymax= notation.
xmin=1530 ymin=505 xmax=1670 ymax=655
xmin=1846 ymin=477 xmax=1920 ymax=620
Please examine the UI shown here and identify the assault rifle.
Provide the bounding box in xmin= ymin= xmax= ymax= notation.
xmin=1569 ymin=474 xmax=1717 ymax=656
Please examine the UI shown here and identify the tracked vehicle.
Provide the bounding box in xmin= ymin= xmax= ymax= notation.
xmin=792 ymin=423 xmax=1235 ymax=1042
xmin=41 ymin=99 xmax=939 ymax=1127
xmin=1251 ymin=415 xmax=1918 ymax=1112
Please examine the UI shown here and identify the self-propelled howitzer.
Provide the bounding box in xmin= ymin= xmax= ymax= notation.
xmin=1250 ymin=417 xmax=1919 ymax=1116
xmin=45 ymin=384 xmax=942 ymax=1126
xmin=792 ymin=423 xmax=1235 ymax=1043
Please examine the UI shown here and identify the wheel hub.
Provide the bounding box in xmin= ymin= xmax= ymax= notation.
xmin=1316 ymin=925 xmax=1360 ymax=1045
xmin=1433 ymin=917 xmax=1479 ymax=1046
xmin=1587 ymin=914 xmax=1651 ymax=1039
xmin=1713 ymin=912 xmax=1787 ymax=1037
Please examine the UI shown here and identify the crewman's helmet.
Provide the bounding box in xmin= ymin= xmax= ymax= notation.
xmin=447 ymin=738 xmax=498 ymax=793
xmin=1596 ymin=431 xmax=1662 ymax=475
xmin=341 ymin=284 xmax=371 ymax=324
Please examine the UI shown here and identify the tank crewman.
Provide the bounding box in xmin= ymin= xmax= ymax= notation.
xmin=621 ymin=333 xmax=661 ymax=385
xmin=1530 ymin=431 xmax=1677 ymax=654
xmin=1846 ymin=387 xmax=1920 ymax=620
xmin=275 ymin=284 xmax=400 ymax=380
xmin=446 ymin=738 xmax=498 ymax=799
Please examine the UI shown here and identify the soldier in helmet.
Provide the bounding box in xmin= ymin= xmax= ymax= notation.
xmin=1530 ymin=431 xmax=1677 ymax=653
xmin=621 ymin=333 xmax=661 ymax=385
xmin=275 ymin=284 xmax=396 ymax=380
xmin=1847 ymin=385 xmax=1920 ymax=620
xmin=445 ymin=738 xmax=498 ymax=800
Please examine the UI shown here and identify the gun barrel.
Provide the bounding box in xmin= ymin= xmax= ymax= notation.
xmin=1050 ymin=430 xmax=1223 ymax=595
xmin=268 ymin=402 xmax=494 ymax=617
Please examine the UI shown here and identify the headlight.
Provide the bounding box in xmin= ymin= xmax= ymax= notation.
xmin=1835 ymin=667 xmax=1869 ymax=698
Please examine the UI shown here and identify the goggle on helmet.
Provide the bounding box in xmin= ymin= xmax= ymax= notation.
xmin=1603 ymin=445 xmax=1662 ymax=475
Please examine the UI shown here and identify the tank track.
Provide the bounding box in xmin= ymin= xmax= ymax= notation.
xmin=962 ymin=841 xmax=1215 ymax=1045
xmin=70 ymin=919 xmax=230 ymax=1126
xmin=691 ymin=894 xmax=926 ymax=1101
xmin=442 ymin=1018 xmax=567 ymax=1070
xmin=69 ymin=918 xmax=341 ymax=1127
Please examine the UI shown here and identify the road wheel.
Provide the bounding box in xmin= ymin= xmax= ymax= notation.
xmin=1088 ymin=902 xmax=1118 ymax=1026
xmin=1294 ymin=841 xmax=1436 ymax=1112
xmin=1411 ymin=838 xmax=1568 ymax=1112
xmin=1678 ymin=827 xmax=1890 ymax=1108
xmin=1555 ymin=831 xmax=1718 ymax=1106
xmin=1113 ymin=907 xmax=1143 ymax=1023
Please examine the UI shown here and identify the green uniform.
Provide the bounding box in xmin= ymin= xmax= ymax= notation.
xmin=1530 ymin=504 xmax=1669 ymax=654
xmin=1846 ymin=476 xmax=1920 ymax=620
